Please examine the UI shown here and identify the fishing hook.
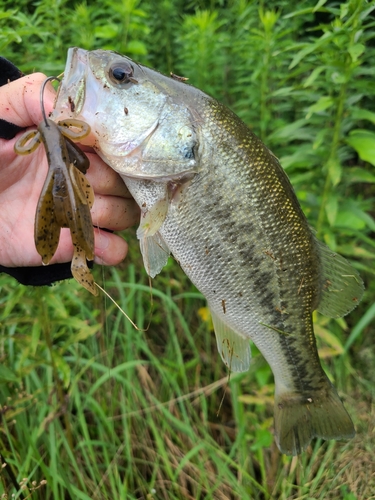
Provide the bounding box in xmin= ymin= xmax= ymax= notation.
xmin=40 ymin=76 xmax=61 ymax=126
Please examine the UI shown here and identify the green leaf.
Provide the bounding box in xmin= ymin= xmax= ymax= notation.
xmin=289 ymin=32 xmax=334 ymax=69
xmin=250 ymin=428 xmax=273 ymax=451
xmin=351 ymin=108 xmax=375 ymax=125
xmin=348 ymin=43 xmax=365 ymax=62
xmin=94 ymin=24 xmax=118 ymax=39
xmin=325 ymin=196 xmax=338 ymax=226
xmin=303 ymin=65 xmax=326 ymax=87
xmin=350 ymin=207 xmax=375 ymax=232
xmin=313 ymin=0 xmax=328 ymax=12
xmin=127 ymin=39 xmax=147 ymax=55
xmin=340 ymin=3 xmax=349 ymax=19
xmin=315 ymin=323 xmax=344 ymax=357
xmin=331 ymin=71 xmax=347 ymax=84
xmin=327 ymin=159 xmax=342 ymax=186
xmin=0 ymin=365 xmax=19 ymax=383
xmin=334 ymin=210 xmax=366 ymax=230
xmin=268 ymin=118 xmax=307 ymax=140
xmin=255 ymin=364 xmax=271 ymax=387
xmin=306 ymin=96 xmax=334 ymax=119
xmin=346 ymin=130 xmax=375 ymax=166
xmin=345 ymin=302 xmax=375 ymax=351
xmin=347 ymin=167 xmax=375 ymax=184
xmin=53 ymin=353 xmax=71 ymax=388
xmin=359 ymin=4 xmax=375 ymax=20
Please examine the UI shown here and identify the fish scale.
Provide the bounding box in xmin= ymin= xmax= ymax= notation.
xmin=162 ymin=101 xmax=319 ymax=372
xmin=53 ymin=47 xmax=364 ymax=455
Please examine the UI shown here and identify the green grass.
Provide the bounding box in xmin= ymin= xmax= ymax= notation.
xmin=1 ymin=262 xmax=374 ymax=499
xmin=1 ymin=0 xmax=375 ymax=498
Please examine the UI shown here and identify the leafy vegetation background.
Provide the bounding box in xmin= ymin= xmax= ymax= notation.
xmin=0 ymin=0 xmax=375 ymax=498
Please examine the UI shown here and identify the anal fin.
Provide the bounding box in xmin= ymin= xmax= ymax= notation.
xmin=210 ymin=308 xmax=251 ymax=373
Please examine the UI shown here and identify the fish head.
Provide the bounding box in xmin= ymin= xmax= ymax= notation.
xmin=53 ymin=48 xmax=200 ymax=180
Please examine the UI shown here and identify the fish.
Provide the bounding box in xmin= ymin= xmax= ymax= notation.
xmin=52 ymin=47 xmax=364 ymax=455
xmin=14 ymin=118 xmax=97 ymax=295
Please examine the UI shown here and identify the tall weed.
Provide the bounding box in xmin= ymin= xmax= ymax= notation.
xmin=0 ymin=0 xmax=374 ymax=498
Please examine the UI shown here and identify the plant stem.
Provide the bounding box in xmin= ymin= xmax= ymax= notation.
xmin=40 ymin=291 xmax=74 ymax=451
xmin=316 ymin=80 xmax=348 ymax=238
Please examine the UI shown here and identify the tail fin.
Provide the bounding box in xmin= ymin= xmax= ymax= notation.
xmin=274 ymin=385 xmax=355 ymax=455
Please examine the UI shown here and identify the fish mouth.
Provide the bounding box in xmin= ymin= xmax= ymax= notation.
xmin=53 ymin=47 xmax=160 ymax=160
xmin=53 ymin=47 xmax=89 ymax=120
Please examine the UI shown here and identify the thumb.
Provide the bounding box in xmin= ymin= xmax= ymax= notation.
xmin=0 ymin=73 xmax=56 ymax=128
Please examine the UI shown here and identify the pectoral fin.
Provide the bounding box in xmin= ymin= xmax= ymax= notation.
xmin=210 ymin=308 xmax=251 ymax=373
xmin=136 ymin=197 xmax=169 ymax=239
xmin=137 ymin=196 xmax=170 ymax=277
xmin=316 ymin=239 xmax=364 ymax=318
xmin=140 ymin=232 xmax=170 ymax=278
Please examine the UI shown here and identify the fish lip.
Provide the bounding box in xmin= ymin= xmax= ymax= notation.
xmin=53 ymin=47 xmax=88 ymax=119
xmin=118 ymin=169 xmax=198 ymax=182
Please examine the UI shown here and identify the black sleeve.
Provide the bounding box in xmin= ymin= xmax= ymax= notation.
xmin=0 ymin=57 xmax=25 ymax=140
xmin=0 ymin=263 xmax=75 ymax=286
xmin=0 ymin=57 xmax=76 ymax=286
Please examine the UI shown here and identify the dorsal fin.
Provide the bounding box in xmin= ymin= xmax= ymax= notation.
xmin=316 ymin=239 xmax=364 ymax=318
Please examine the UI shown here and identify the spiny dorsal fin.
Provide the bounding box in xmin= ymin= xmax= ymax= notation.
xmin=210 ymin=308 xmax=251 ymax=373
xmin=316 ymin=238 xmax=364 ymax=318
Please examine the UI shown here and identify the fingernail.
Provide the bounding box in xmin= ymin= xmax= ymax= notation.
xmin=95 ymin=231 xmax=109 ymax=251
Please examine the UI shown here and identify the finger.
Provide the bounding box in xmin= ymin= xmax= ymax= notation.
xmin=93 ymin=229 xmax=129 ymax=266
xmin=91 ymin=195 xmax=140 ymax=231
xmin=85 ymin=153 xmax=131 ymax=197
xmin=0 ymin=73 xmax=55 ymax=127
xmin=50 ymin=228 xmax=129 ymax=267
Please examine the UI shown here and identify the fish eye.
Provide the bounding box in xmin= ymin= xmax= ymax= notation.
xmin=108 ymin=62 xmax=135 ymax=85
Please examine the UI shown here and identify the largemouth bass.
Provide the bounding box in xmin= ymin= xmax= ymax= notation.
xmin=52 ymin=47 xmax=364 ymax=455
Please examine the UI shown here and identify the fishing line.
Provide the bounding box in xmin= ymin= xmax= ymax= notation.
xmin=216 ymin=347 xmax=233 ymax=417
xmin=94 ymin=281 xmax=152 ymax=333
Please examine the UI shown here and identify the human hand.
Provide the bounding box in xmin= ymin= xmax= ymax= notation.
xmin=0 ymin=72 xmax=139 ymax=268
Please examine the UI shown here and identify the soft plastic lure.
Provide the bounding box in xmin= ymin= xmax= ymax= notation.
xmin=14 ymin=77 xmax=97 ymax=295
